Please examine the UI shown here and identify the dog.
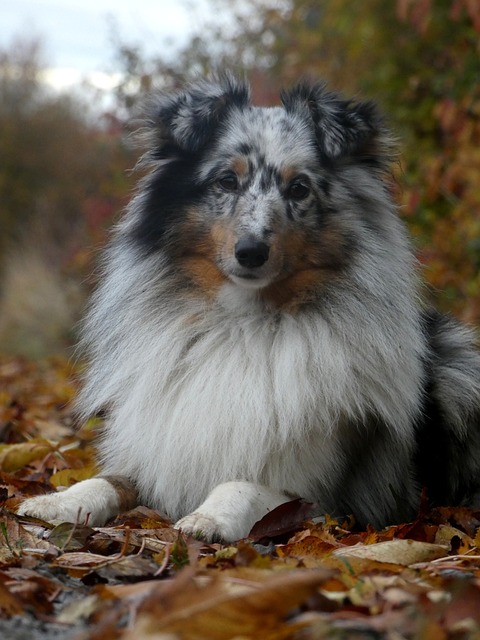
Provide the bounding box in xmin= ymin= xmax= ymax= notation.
xmin=18 ymin=75 xmax=480 ymax=542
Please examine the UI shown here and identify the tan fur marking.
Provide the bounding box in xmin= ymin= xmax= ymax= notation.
xmin=262 ymin=229 xmax=321 ymax=310
xmin=210 ymin=222 xmax=236 ymax=256
xmin=231 ymin=156 xmax=248 ymax=179
xmin=180 ymin=215 xmax=231 ymax=298
xmin=262 ymin=270 xmax=324 ymax=311
xmin=101 ymin=475 xmax=138 ymax=512
xmin=262 ymin=224 xmax=348 ymax=311
xmin=280 ymin=166 xmax=301 ymax=186
xmin=182 ymin=256 xmax=227 ymax=297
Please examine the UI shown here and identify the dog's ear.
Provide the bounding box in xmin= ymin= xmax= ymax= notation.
xmin=281 ymin=81 xmax=392 ymax=167
xmin=146 ymin=74 xmax=250 ymax=156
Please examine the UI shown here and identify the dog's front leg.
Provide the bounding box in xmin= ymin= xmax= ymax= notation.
xmin=175 ymin=481 xmax=291 ymax=542
xmin=17 ymin=476 xmax=137 ymax=526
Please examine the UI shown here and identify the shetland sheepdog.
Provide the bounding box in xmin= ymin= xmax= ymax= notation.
xmin=19 ymin=75 xmax=480 ymax=542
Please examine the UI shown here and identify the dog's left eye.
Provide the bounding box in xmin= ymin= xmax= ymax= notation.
xmin=217 ymin=174 xmax=239 ymax=192
xmin=286 ymin=180 xmax=310 ymax=201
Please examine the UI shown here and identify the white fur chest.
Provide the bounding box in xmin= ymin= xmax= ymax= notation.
xmin=97 ymin=282 xmax=423 ymax=521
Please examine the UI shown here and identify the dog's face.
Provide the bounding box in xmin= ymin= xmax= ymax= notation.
xmin=191 ymin=106 xmax=340 ymax=295
xmin=133 ymin=76 xmax=392 ymax=307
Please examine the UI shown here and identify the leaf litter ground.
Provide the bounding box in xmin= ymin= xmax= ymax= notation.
xmin=1 ymin=356 xmax=480 ymax=639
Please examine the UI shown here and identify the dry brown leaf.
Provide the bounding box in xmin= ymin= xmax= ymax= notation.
xmin=434 ymin=523 xmax=474 ymax=554
xmin=0 ymin=512 xmax=51 ymax=561
xmin=431 ymin=506 xmax=480 ymax=538
xmin=0 ymin=579 xmax=24 ymax=618
xmin=91 ymin=527 xmax=177 ymax=555
xmin=52 ymin=550 xmax=117 ymax=569
xmin=276 ymin=535 xmax=337 ymax=562
xmin=4 ymin=355 xmax=480 ymax=638
xmin=48 ymin=522 xmax=95 ymax=550
xmin=333 ymin=539 xmax=448 ymax=566
xmin=0 ymin=576 xmax=23 ymax=618
xmin=110 ymin=505 xmax=173 ymax=529
xmin=124 ymin=568 xmax=331 ymax=640
xmin=96 ymin=555 xmax=161 ymax=580
xmin=2 ymin=567 xmax=63 ymax=615
xmin=248 ymin=498 xmax=316 ymax=541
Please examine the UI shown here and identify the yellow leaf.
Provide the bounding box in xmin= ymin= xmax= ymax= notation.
xmin=475 ymin=527 xmax=480 ymax=549
xmin=49 ymin=465 xmax=98 ymax=488
xmin=0 ymin=439 xmax=54 ymax=472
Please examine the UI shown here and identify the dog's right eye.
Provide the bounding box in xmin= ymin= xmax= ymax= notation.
xmin=217 ymin=174 xmax=239 ymax=192
xmin=286 ymin=179 xmax=311 ymax=201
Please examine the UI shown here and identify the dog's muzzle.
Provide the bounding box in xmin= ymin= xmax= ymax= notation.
xmin=234 ymin=238 xmax=270 ymax=268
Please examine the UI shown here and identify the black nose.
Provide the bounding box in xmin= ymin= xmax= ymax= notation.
xmin=235 ymin=238 xmax=270 ymax=268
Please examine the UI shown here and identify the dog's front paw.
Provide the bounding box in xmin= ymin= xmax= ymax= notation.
xmin=17 ymin=492 xmax=89 ymax=524
xmin=16 ymin=478 xmax=122 ymax=526
xmin=174 ymin=482 xmax=291 ymax=542
xmin=175 ymin=512 xmax=240 ymax=543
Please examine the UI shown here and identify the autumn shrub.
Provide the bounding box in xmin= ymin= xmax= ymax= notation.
xmin=0 ymin=38 xmax=134 ymax=356
xmin=0 ymin=240 xmax=85 ymax=358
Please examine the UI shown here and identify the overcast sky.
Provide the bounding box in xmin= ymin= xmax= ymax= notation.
xmin=1 ymin=0 xmax=217 ymax=89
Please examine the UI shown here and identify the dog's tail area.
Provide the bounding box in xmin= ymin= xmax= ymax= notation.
xmin=416 ymin=309 xmax=480 ymax=506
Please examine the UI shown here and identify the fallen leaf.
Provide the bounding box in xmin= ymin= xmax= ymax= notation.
xmin=277 ymin=535 xmax=337 ymax=563
xmin=56 ymin=594 xmax=100 ymax=624
xmin=124 ymin=567 xmax=332 ymax=640
xmin=431 ymin=507 xmax=480 ymax=538
xmin=0 ymin=579 xmax=24 ymax=618
xmin=0 ymin=511 xmax=51 ymax=561
xmin=333 ymin=539 xmax=448 ymax=566
xmin=110 ymin=505 xmax=172 ymax=529
xmin=52 ymin=551 xmax=117 ymax=569
xmin=48 ymin=522 xmax=95 ymax=550
xmin=0 ymin=440 xmax=56 ymax=472
xmin=2 ymin=567 xmax=63 ymax=615
xmin=49 ymin=464 xmax=98 ymax=488
xmin=96 ymin=555 xmax=161 ymax=580
xmin=434 ymin=523 xmax=473 ymax=554
xmin=248 ymin=498 xmax=316 ymax=541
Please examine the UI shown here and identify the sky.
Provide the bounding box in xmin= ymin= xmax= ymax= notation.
xmin=1 ymin=0 xmax=217 ymax=90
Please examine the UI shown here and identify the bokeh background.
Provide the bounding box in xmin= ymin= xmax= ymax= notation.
xmin=1 ymin=0 xmax=479 ymax=358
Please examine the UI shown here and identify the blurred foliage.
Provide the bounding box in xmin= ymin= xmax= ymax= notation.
xmin=0 ymin=38 xmax=132 ymax=254
xmin=0 ymin=37 xmax=135 ymax=356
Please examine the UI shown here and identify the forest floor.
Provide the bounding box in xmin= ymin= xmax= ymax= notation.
xmin=1 ymin=355 xmax=480 ymax=639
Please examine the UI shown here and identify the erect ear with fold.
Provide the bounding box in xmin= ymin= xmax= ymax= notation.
xmin=280 ymin=81 xmax=392 ymax=168
xmin=146 ymin=74 xmax=251 ymax=156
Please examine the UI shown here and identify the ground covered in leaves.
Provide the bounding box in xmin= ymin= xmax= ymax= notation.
xmin=1 ymin=356 xmax=480 ymax=639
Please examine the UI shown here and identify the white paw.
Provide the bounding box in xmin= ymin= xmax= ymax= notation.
xmin=175 ymin=512 xmax=240 ymax=543
xmin=17 ymin=478 xmax=121 ymax=526
xmin=174 ymin=482 xmax=291 ymax=543
xmin=17 ymin=493 xmax=93 ymax=525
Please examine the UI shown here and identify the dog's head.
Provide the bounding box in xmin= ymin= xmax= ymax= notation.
xmin=131 ymin=74 xmax=394 ymax=307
